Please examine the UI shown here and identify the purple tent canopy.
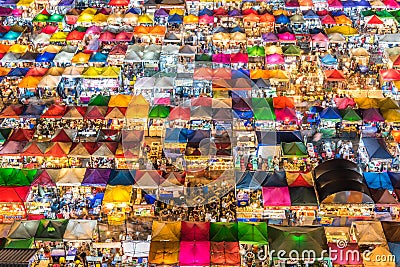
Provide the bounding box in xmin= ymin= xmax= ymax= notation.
xmin=0 ymin=7 xmax=12 ymax=16
xmin=262 ymin=32 xmax=278 ymax=42
xmin=154 ymin=8 xmax=169 ymax=18
xmin=212 ymin=53 xmax=231 ymax=64
xmin=286 ymin=0 xmax=300 ymax=7
xmin=362 ymin=108 xmax=385 ymax=122
xmin=82 ymin=168 xmax=111 ymax=186
xmin=58 ymin=0 xmax=74 ymax=6
xmin=232 ymin=97 xmax=252 ymax=111
xmin=266 ymin=54 xmax=285 ymax=64
xmin=228 ymin=9 xmax=242 ymax=16
xmin=342 ymin=0 xmax=356 ymax=8
xmin=1 ymin=0 xmax=18 ymax=6
xmin=86 ymin=38 xmax=100 ymax=51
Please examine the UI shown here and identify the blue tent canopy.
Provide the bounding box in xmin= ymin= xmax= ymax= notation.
xmin=108 ymin=170 xmax=135 ymax=185
xmin=187 ymin=130 xmax=211 ymax=143
xmin=233 ymin=110 xmax=253 ymax=120
xmin=362 ymin=137 xmax=394 ymax=161
xmin=303 ymin=10 xmax=319 ymax=19
xmin=388 ymin=242 xmax=400 ymax=266
xmin=89 ymin=192 xmax=104 ymax=207
xmin=310 ymin=28 xmax=324 ymax=34
xmin=89 ymin=53 xmax=108 ymax=63
xmin=199 ymin=8 xmax=213 ymax=16
xmin=275 ymin=14 xmax=290 ymax=24
xmin=35 ymin=52 xmax=56 ymax=62
xmin=1 ymin=31 xmax=21 ymax=41
xmin=388 ymin=172 xmax=400 ymax=189
xmin=126 ymin=7 xmax=141 ymax=14
xmin=342 ymin=0 xmax=356 ymax=8
xmin=256 ymin=131 xmax=303 ymax=145
xmin=319 ymin=107 xmax=342 ymax=120
xmin=231 ymin=26 xmax=245 ymax=33
xmin=168 ymin=14 xmax=183 ymax=24
xmin=7 ymin=67 xmax=29 ymax=77
xmin=355 ymin=0 xmax=371 ymax=7
xmin=164 ymin=128 xmax=188 ymax=143
xmin=21 ymin=104 xmax=46 ymax=118
xmin=363 ymin=172 xmax=394 ymax=191
xmin=262 ymin=171 xmax=288 ymax=187
xmin=331 ymin=10 xmax=346 ymax=16
xmin=320 ymin=54 xmax=338 ymax=65
xmin=236 ymin=171 xmax=269 ymax=190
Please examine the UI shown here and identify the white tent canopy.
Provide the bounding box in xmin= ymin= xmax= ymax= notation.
xmin=63 ymin=220 xmax=97 ymax=241
xmin=122 ymin=241 xmax=150 ymax=258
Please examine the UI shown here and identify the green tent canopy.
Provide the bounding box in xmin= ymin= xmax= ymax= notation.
xmin=283 ymin=45 xmax=301 ymax=57
xmin=0 ymin=169 xmax=37 ymax=186
xmin=74 ymin=26 xmax=88 ymax=32
xmin=341 ymin=108 xmax=362 ymax=122
xmin=376 ymin=10 xmax=395 ymax=19
xmin=247 ymin=46 xmax=265 ymax=57
xmin=148 ymin=105 xmax=170 ymax=118
xmin=281 ymin=142 xmax=307 ymax=157
xmin=0 ymin=129 xmax=12 ymax=144
xmin=5 ymin=238 xmax=34 ymax=249
xmin=252 ymin=98 xmax=272 ymax=109
xmin=35 ymin=219 xmax=69 ymax=241
xmin=254 ymin=107 xmax=275 ymax=121
xmin=47 ymin=14 xmax=64 ymax=23
xmin=361 ymin=10 xmax=375 ymax=17
xmin=33 ymin=14 xmax=49 ymax=22
xmin=195 ymin=54 xmax=212 ymax=62
xmin=238 ymin=222 xmax=268 ymax=245
xmin=210 ymin=222 xmax=238 ymax=242
xmin=88 ymin=95 xmax=111 ymax=106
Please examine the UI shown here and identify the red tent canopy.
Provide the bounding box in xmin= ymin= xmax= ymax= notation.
xmin=31 ymin=170 xmax=56 ymax=187
xmin=51 ymin=129 xmax=73 ymax=142
xmin=0 ymin=141 xmax=27 ymax=155
xmin=26 ymin=67 xmax=48 ymax=77
xmin=108 ymin=0 xmax=129 ymax=6
xmin=324 ymin=69 xmax=346 ymax=81
xmin=367 ymin=15 xmax=383 ymax=25
xmin=181 ymin=222 xmax=210 ymax=241
xmin=8 ymin=129 xmax=35 ymax=142
xmin=41 ymin=104 xmax=67 ymax=118
xmin=45 ymin=142 xmax=70 ymax=157
xmin=169 ymin=107 xmax=190 ymax=120
xmin=210 ymin=242 xmax=240 ymax=266
xmin=273 ymin=96 xmax=295 ymax=108
xmin=84 ymin=106 xmax=107 ymax=120
xmin=41 ymin=25 xmax=58 ymax=34
xmin=191 ymin=97 xmax=212 ymax=107
xmin=380 ymin=69 xmax=400 ymax=81
xmin=66 ymin=30 xmax=86 ymax=41
xmin=99 ymin=31 xmax=116 ymax=42
xmin=0 ymin=186 xmax=30 ymax=202
xmin=0 ymin=105 xmax=24 ymax=118
xmin=21 ymin=142 xmax=47 ymax=157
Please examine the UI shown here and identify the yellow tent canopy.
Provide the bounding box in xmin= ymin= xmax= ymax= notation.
xmin=0 ymin=67 xmax=11 ymax=76
xmin=149 ymin=241 xmax=180 ymax=265
xmin=265 ymin=45 xmax=283 ymax=55
xmin=108 ymin=94 xmax=133 ymax=107
xmin=273 ymin=9 xmax=289 ymax=16
xmin=17 ymin=0 xmax=34 ymax=7
xmin=151 ymin=221 xmax=181 ymax=241
xmin=325 ymin=25 xmax=358 ymax=36
xmin=103 ymin=185 xmax=132 ymax=203
xmin=8 ymin=44 xmax=28 ymax=54
xmin=37 ymin=75 xmax=62 ymax=88
xmin=183 ymin=14 xmax=198 ymax=24
xmin=41 ymin=45 xmax=62 ymax=53
xmin=46 ymin=67 xmax=65 ymax=76
xmin=81 ymin=67 xmax=103 ymax=78
xmin=382 ymin=109 xmax=400 ymax=123
xmin=363 ymin=246 xmax=395 ymax=267
xmin=123 ymin=13 xmax=139 ymax=24
xmin=81 ymin=8 xmax=97 ymax=15
xmin=50 ymin=32 xmax=68 ymax=42
xmin=169 ymin=8 xmax=185 ymax=16
xmin=77 ymin=13 xmax=95 ymax=23
xmin=100 ymin=66 xmax=121 ymax=78
xmin=18 ymin=76 xmax=41 ymax=88
xmin=92 ymin=13 xmax=109 ymax=23
xmin=268 ymin=69 xmax=290 ymax=81
xmin=354 ymin=98 xmax=379 ymax=109
xmin=138 ymin=14 xmax=153 ymax=24
xmin=125 ymin=94 xmax=150 ymax=119
xmin=71 ymin=52 xmax=91 ymax=64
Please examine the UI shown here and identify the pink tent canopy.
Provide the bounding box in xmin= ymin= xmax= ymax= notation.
xmin=328 ymin=0 xmax=343 ymax=8
xmin=169 ymin=107 xmax=190 ymax=120
xmin=213 ymin=68 xmax=232 ymax=79
xmin=312 ymin=32 xmax=328 ymax=42
xmin=230 ymin=53 xmax=248 ymax=63
xmin=86 ymin=26 xmax=102 ymax=35
xmin=179 ymin=241 xmax=211 ymax=266
xmin=99 ymin=31 xmax=116 ymax=42
xmin=383 ymin=0 xmax=400 ymax=8
xmin=199 ymin=14 xmax=214 ymax=24
xmin=212 ymin=53 xmax=231 ymax=64
xmin=274 ymin=108 xmax=297 ymax=122
xmin=334 ymin=97 xmax=356 ymax=109
xmin=194 ymin=68 xmax=213 ymax=80
xmin=154 ymin=98 xmax=170 ymax=105
xmin=277 ymin=32 xmax=296 ymax=42
xmin=266 ymin=54 xmax=285 ymax=64
xmin=320 ymin=15 xmax=336 ymax=25
xmin=262 ymin=187 xmax=291 ymax=206
xmin=12 ymin=9 xmax=23 ymax=17
xmin=41 ymin=25 xmax=59 ymax=34
xmin=191 ymin=97 xmax=212 ymax=107
xmin=181 ymin=222 xmax=210 ymax=241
